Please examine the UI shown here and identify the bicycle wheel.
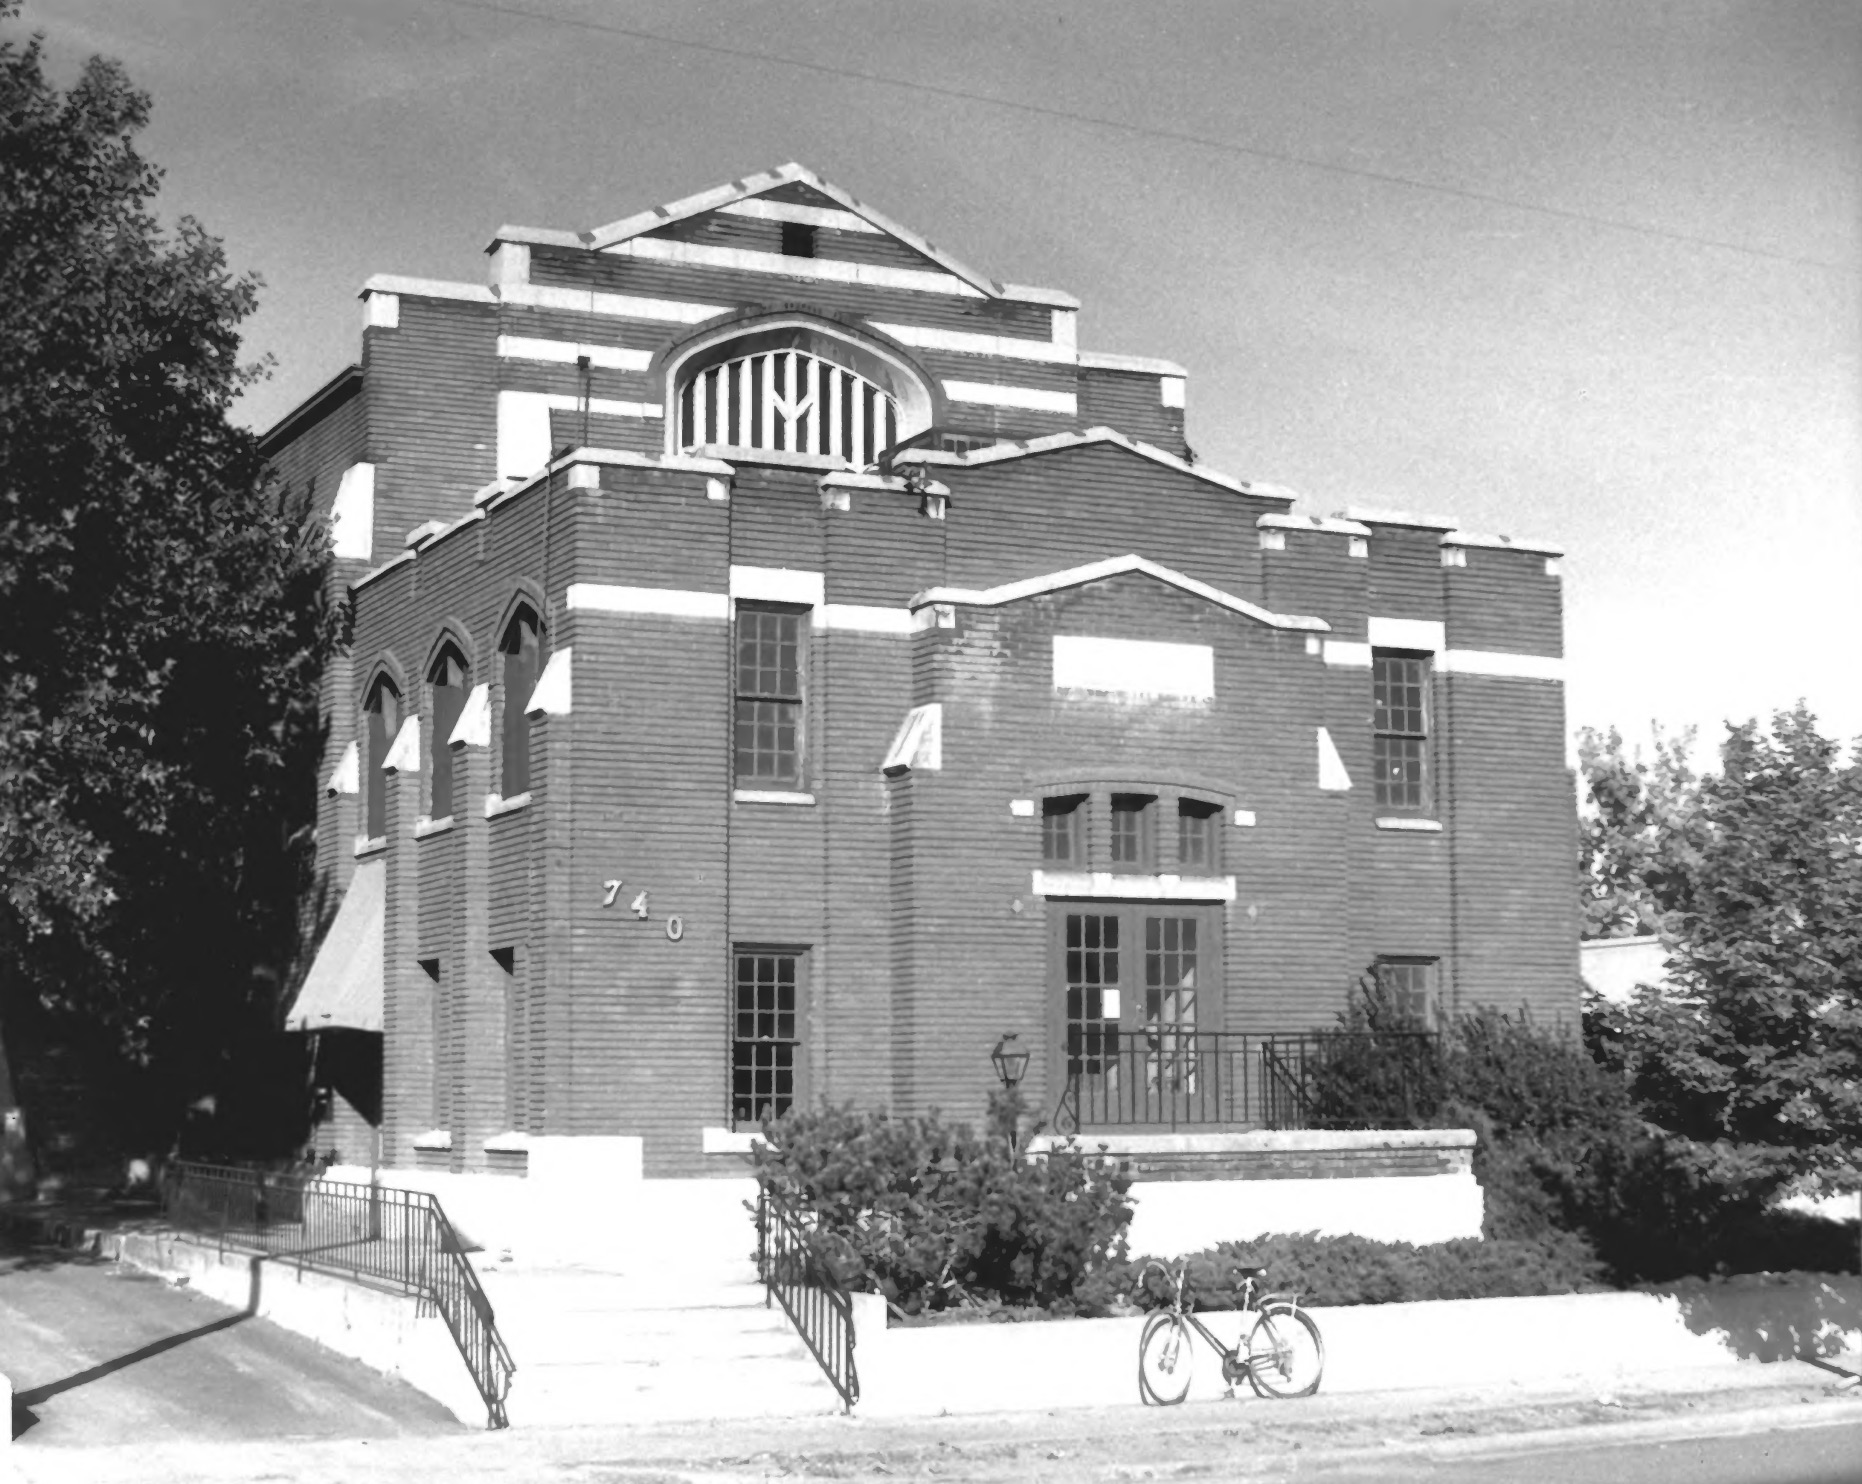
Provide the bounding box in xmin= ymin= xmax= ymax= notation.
xmin=1137 ymin=1311 xmax=1194 ymax=1405
xmin=1245 ymin=1304 xmax=1324 ymax=1398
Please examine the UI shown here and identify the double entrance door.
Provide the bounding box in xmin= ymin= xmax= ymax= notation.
xmin=1047 ymin=902 xmax=1229 ymax=1130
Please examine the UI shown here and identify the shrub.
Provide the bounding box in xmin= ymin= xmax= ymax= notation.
xmin=1121 ymin=1229 xmax=1608 ymax=1310
xmin=752 ymin=1092 xmax=1134 ymax=1316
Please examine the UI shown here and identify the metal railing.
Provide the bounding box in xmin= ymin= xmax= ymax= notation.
xmin=1052 ymin=1029 xmax=1441 ymax=1134
xmin=162 ymin=1161 xmax=515 ymax=1428
xmin=755 ymin=1181 xmax=858 ymax=1410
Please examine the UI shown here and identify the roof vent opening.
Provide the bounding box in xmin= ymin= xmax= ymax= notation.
xmin=781 ymin=222 xmax=817 ymax=258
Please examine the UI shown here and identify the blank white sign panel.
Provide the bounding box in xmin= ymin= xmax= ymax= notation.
xmin=1051 ymin=636 xmax=1215 ymax=700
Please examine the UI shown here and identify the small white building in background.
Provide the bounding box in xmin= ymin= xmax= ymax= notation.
xmin=1580 ymin=934 xmax=1670 ymax=1004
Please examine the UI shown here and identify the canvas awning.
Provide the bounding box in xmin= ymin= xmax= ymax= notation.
xmin=285 ymin=860 xmax=384 ymax=1033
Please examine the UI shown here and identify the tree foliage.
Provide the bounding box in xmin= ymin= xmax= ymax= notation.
xmin=1580 ymin=706 xmax=1862 ymax=1194
xmin=1576 ymin=723 xmax=1701 ymax=939
xmin=0 ymin=12 xmax=333 ymax=1165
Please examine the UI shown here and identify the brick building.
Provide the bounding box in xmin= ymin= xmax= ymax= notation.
xmin=276 ymin=164 xmax=1577 ymax=1180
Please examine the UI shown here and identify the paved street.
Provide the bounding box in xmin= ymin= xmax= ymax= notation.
xmin=1 ymin=1241 xmax=460 ymax=1446
xmin=6 ymin=1348 xmax=1858 ymax=1482
xmin=5 ymin=1236 xmax=1859 ymax=1481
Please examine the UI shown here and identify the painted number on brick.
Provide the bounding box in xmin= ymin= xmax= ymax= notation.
xmin=630 ymin=891 xmax=649 ymax=919
xmin=666 ymin=916 xmax=684 ymax=942
xmin=602 ymin=879 xmax=623 ymax=907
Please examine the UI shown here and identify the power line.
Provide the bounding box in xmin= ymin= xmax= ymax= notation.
xmin=425 ymin=0 xmax=1841 ymax=272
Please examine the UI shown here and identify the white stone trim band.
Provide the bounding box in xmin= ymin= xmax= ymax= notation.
xmin=566 ymin=584 xmax=730 ymax=620
xmin=603 ymin=236 xmax=988 ymax=299
xmin=496 ymin=335 xmax=653 ymax=371
xmin=1367 ymin=617 xmax=1446 ymax=653
xmin=1031 ymin=870 xmax=1238 ymax=902
xmin=718 ymin=199 xmax=879 ymax=233
xmin=869 ymin=321 xmax=1074 ymax=363
xmin=499 ymin=280 xmax=731 ymax=325
xmin=729 ymin=565 xmax=825 ymax=606
xmin=1438 ymin=650 xmax=1565 ymax=681
xmin=941 ymin=380 xmax=1078 ymax=415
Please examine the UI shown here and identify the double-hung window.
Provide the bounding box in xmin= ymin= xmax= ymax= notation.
xmin=732 ymin=948 xmax=803 ymax=1126
xmin=1109 ymin=794 xmax=1156 ymax=871
xmin=1042 ymin=795 xmax=1086 ymax=864
xmin=1376 ymin=957 xmax=1439 ymax=1029
xmin=1372 ymin=650 xmax=1430 ymax=813
xmin=735 ymin=604 xmax=805 ymax=788
xmin=1177 ymin=798 xmax=1221 ymax=871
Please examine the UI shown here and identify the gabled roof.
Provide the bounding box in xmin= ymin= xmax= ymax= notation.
xmin=581 ymin=163 xmax=1008 ymax=298
xmin=913 ymin=554 xmax=1329 ymax=632
xmin=489 ymin=164 xmax=1075 ymax=306
xmin=892 ymin=426 xmax=1292 ymax=504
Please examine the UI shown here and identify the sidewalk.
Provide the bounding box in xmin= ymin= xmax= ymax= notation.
xmin=9 ymin=1359 xmax=1859 ymax=1483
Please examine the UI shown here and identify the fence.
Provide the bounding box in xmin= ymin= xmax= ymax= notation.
xmin=1052 ymin=1029 xmax=1441 ymax=1134
xmin=162 ymin=1161 xmax=515 ymax=1428
xmin=755 ymin=1181 xmax=858 ymax=1410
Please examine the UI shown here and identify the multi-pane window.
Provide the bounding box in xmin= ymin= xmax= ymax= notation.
xmin=1064 ymin=914 xmax=1121 ymax=1079
xmin=678 ymin=348 xmax=899 ymax=462
xmin=1144 ymin=915 xmax=1200 ymax=1092
xmin=1376 ymin=957 xmax=1438 ymax=1029
xmin=1372 ymin=650 xmax=1430 ymax=812
xmin=1042 ymin=795 xmax=1086 ymax=863
xmin=428 ymin=645 xmax=467 ymax=820
xmin=499 ymin=607 xmax=541 ymax=798
xmin=363 ymin=675 xmax=400 ymax=839
xmin=732 ymin=950 xmax=802 ymax=1127
xmin=735 ymin=604 xmax=804 ymax=787
xmin=1177 ymin=799 xmax=1221 ymax=871
xmin=1109 ymin=794 xmax=1155 ymax=869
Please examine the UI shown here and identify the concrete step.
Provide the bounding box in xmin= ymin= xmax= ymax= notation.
xmin=496 ymin=1313 xmax=810 ymax=1366
xmin=506 ymin=1358 xmax=841 ymax=1425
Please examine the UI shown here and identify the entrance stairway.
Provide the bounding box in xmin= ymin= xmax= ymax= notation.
xmin=474 ymin=1178 xmax=844 ymax=1426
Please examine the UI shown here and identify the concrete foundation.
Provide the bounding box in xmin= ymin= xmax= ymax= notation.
xmin=850 ymin=1276 xmax=1862 ymax=1417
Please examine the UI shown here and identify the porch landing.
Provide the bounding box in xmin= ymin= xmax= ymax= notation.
xmin=1025 ymin=1128 xmax=1483 ymax=1253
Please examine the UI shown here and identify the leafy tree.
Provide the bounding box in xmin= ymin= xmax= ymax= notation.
xmin=1576 ymin=724 xmax=1701 ymax=939
xmin=1617 ymin=706 xmax=1862 ymax=1186
xmin=0 ymin=10 xmax=333 ymax=1174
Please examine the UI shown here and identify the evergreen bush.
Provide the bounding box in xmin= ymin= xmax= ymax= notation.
xmin=752 ymin=1093 xmax=1134 ymax=1315
xmin=1122 ymin=1229 xmax=1608 ymax=1310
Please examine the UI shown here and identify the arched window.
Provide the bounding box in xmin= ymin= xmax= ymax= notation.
xmin=673 ymin=326 xmax=926 ymax=463
xmin=499 ymin=606 xmax=541 ymax=798
xmin=428 ymin=645 xmax=468 ymax=820
xmin=363 ymin=674 xmax=400 ymax=839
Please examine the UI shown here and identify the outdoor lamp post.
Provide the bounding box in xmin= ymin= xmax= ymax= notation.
xmin=990 ymin=1033 xmax=1031 ymax=1154
xmin=991 ymin=1033 xmax=1030 ymax=1092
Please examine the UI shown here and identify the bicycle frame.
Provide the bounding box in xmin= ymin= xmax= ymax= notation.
xmin=1136 ymin=1260 xmax=1316 ymax=1394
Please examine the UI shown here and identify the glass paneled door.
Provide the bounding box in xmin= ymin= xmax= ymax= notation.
xmin=1049 ymin=903 xmax=1224 ymax=1129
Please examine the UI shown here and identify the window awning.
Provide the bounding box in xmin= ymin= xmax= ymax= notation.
xmin=284 ymin=860 xmax=384 ymax=1033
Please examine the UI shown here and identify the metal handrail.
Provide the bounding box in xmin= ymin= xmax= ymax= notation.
xmin=1053 ymin=1029 xmax=1442 ymax=1133
xmin=755 ymin=1181 xmax=858 ymax=1410
xmin=161 ymin=1161 xmax=516 ymax=1428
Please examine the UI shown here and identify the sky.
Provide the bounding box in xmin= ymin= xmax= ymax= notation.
xmin=21 ymin=0 xmax=1862 ymax=759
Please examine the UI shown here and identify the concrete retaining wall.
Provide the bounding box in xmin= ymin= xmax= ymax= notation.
xmin=849 ymin=1276 xmax=1862 ymax=1417
xmin=108 ymin=1232 xmax=486 ymax=1427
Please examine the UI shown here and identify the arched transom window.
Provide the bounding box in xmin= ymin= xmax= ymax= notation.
xmin=674 ymin=326 xmax=925 ymax=464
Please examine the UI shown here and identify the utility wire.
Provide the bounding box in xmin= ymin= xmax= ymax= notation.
xmin=425 ymin=0 xmax=1841 ymax=272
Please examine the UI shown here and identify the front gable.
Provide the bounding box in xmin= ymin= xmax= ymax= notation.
xmin=583 ymin=163 xmax=1008 ymax=299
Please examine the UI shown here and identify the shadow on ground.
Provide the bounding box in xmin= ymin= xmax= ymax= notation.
xmin=6 ymin=1235 xmax=262 ymax=1441
xmin=1659 ymin=1274 xmax=1862 ymax=1362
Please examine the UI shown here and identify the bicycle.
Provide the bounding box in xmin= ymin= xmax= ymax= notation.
xmin=1134 ymin=1259 xmax=1325 ymax=1404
